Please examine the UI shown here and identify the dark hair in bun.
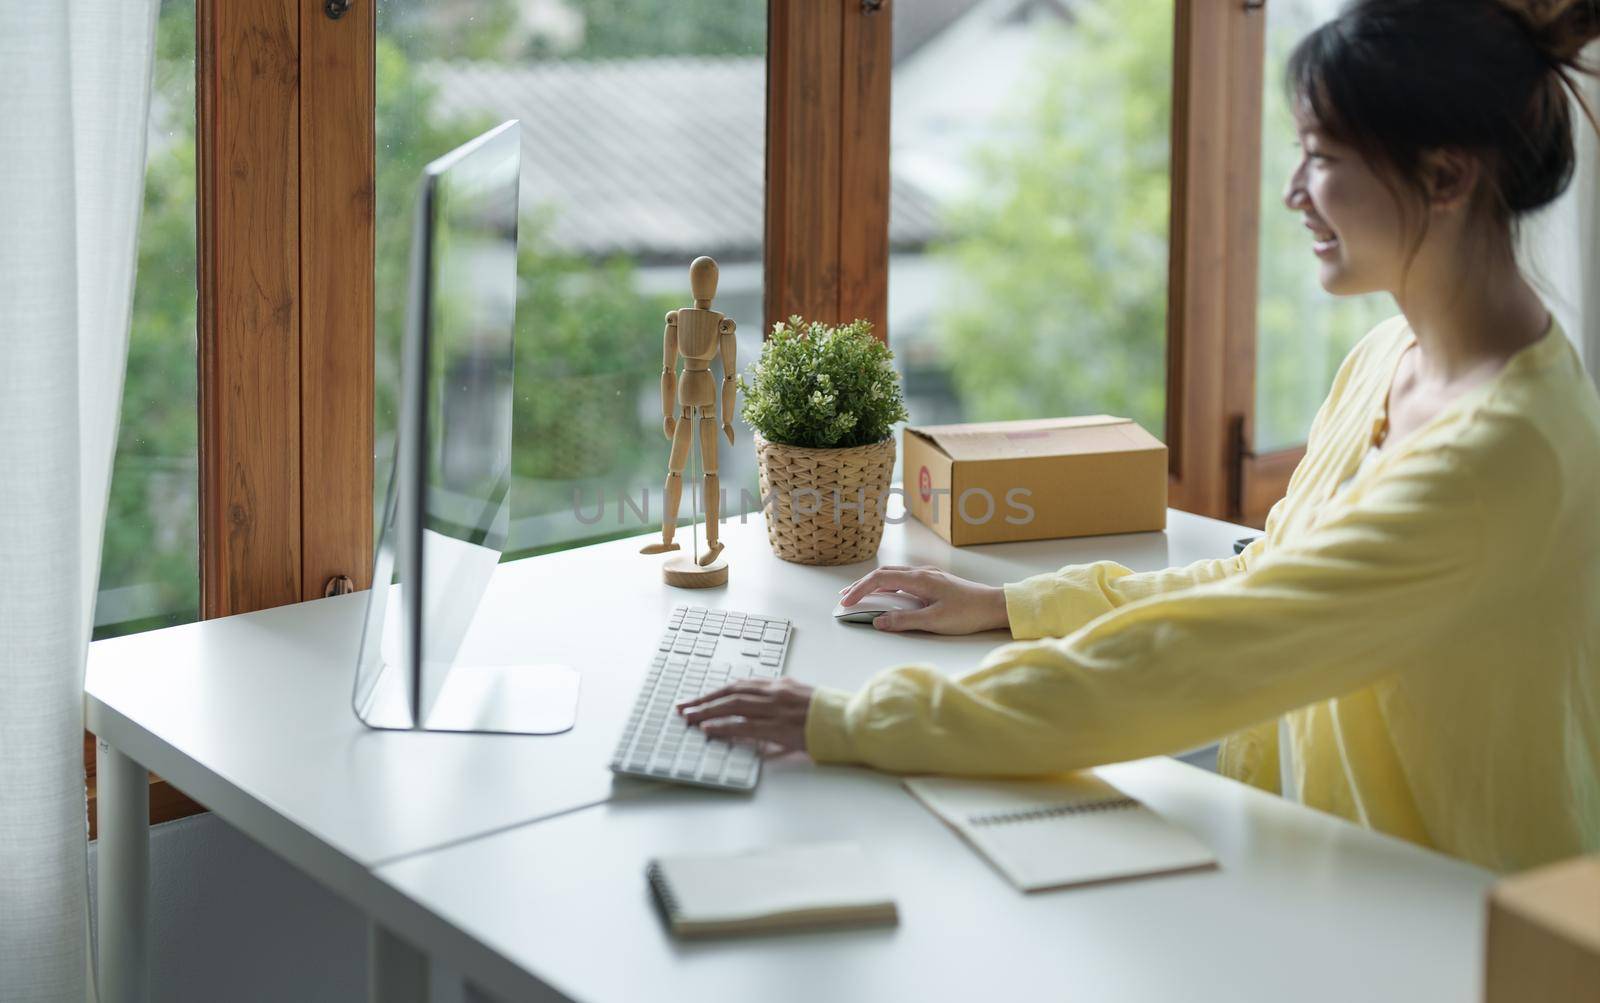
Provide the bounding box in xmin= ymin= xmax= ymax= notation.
xmin=1288 ymin=0 xmax=1600 ymax=230
xmin=1518 ymin=0 xmax=1600 ymax=63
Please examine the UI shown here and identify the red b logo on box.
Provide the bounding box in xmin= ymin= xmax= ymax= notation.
xmin=918 ymin=465 xmax=932 ymax=503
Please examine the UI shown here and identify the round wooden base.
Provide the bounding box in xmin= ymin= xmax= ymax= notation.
xmin=662 ymin=552 xmax=728 ymax=589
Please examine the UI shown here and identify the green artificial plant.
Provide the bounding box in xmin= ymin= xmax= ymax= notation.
xmin=738 ymin=316 xmax=908 ymax=450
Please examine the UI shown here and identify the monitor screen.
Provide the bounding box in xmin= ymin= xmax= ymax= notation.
xmin=353 ymin=121 xmax=520 ymax=729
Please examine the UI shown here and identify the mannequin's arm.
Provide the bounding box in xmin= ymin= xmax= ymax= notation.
xmin=660 ymin=311 xmax=679 ymax=440
xmin=718 ymin=317 xmax=736 ymax=445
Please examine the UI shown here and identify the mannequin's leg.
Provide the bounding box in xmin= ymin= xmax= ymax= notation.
xmin=639 ymin=406 xmax=693 ymax=554
xmin=697 ymin=411 xmax=723 ymax=566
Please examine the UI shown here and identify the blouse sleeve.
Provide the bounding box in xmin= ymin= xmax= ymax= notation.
xmin=1002 ymin=538 xmax=1267 ymax=641
xmin=1001 ymin=325 xmax=1380 ymax=642
xmin=805 ymin=443 xmax=1488 ymax=776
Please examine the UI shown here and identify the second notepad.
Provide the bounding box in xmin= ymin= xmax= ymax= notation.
xmin=904 ymin=772 xmax=1216 ymax=892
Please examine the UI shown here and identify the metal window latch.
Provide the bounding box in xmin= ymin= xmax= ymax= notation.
xmin=325 ymin=0 xmax=352 ymax=20
xmin=323 ymin=575 xmax=356 ymax=598
xmin=862 ymin=0 xmax=885 ymax=13
xmin=1243 ymin=0 xmax=1266 ymax=12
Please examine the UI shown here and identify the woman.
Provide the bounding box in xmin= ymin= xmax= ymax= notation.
xmin=681 ymin=0 xmax=1600 ymax=873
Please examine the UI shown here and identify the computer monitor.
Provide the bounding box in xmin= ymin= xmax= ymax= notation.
xmin=352 ymin=120 xmax=580 ymax=735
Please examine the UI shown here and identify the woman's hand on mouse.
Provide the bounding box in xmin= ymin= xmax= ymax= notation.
xmin=838 ymin=565 xmax=1009 ymax=635
xmin=677 ymin=678 xmax=813 ymax=754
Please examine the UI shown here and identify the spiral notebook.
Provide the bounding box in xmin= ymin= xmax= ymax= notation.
xmin=645 ymin=840 xmax=899 ymax=938
xmin=904 ymin=772 xmax=1216 ymax=892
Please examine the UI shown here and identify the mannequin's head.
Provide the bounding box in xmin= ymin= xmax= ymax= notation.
xmin=689 ymin=256 xmax=719 ymax=304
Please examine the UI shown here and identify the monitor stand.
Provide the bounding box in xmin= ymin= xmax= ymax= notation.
xmin=421 ymin=662 xmax=580 ymax=734
xmin=356 ymin=656 xmax=580 ymax=735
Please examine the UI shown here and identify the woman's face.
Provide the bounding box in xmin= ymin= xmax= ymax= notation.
xmin=1282 ymin=103 xmax=1410 ymax=296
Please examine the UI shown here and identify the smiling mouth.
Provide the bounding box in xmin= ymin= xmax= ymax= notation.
xmin=1304 ymin=218 xmax=1340 ymax=256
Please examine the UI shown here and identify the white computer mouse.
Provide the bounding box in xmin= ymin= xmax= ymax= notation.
xmin=832 ymin=590 xmax=928 ymax=624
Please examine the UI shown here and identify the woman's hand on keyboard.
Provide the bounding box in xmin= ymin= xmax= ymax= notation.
xmin=838 ymin=566 xmax=1010 ymax=634
xmin=677 ymin=678 xmax=814 ymax=754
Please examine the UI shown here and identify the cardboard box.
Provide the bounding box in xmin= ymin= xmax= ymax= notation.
xmin=1484 ymin=855 xmax=1600 ymax=1003
xmin=901 ymin=415 xmax=1166 ymax=546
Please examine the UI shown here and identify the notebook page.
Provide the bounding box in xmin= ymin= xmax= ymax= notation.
xmin=973 ymin=808 xmax=1215 ymax=890
xmin=905 ymin=773 xmax=1215 ymax=891
xmin=906 ymin=774 xmax=1130 ymax=820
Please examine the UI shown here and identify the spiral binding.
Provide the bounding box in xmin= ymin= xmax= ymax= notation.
xmin=967 ymin=796 xmax=1140 ymax=827
xmin=645 ymin=861 xmax=682 ymax=919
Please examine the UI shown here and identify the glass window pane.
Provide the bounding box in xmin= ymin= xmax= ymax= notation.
xmin=1254 ymin=0 xmax=1392 ymax=453
xmin=96 ymin=0 xmax=199 ymax=640
xmin=890 ymin=0 xmax=1173 ymax=438
xmin=376 ymin=0 xmax=767 ymax=559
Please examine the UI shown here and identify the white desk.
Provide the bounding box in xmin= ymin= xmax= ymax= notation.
xmin=374 ymin=760 xmax=1493 ymax=1003
xmin=85 ymin=509 xmax=1495 ymax=1002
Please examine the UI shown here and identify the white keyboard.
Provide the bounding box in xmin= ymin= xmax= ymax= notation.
xmin=608 ymin=605 xmax=792 ymax=792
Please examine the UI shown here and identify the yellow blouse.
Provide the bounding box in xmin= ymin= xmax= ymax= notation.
xmin=806 ymin=314 xmax=1600 ymax=873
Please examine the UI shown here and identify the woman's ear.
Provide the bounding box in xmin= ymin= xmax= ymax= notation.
xmin=1421 ymin=148 xmax=1482 ymax=211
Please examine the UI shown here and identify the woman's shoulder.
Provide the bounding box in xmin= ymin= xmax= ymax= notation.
xmin=1449 ymin=366 xmax=1598 ymax=512
xmin=1442 ymin=319 xmax=1598 ymax=477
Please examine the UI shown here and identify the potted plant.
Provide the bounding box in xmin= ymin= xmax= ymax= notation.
xmin=738 ymin=316 xmax=909 ymax=565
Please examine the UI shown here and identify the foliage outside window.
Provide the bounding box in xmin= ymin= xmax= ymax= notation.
xmin=376 ymin=0 xmax=767 ymax=558
xmin=97 ymin=0 xmax=198 ymax=639
xmin=893 ymin=0 xmax=1172 ymax=441
xmin=937 ymin=1 xmax=1171 ymax=434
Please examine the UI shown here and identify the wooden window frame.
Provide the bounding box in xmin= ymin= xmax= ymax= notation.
xmin=93 ymin=0 xmax=1290 ymax=833
xmin=764 ymin=0 xmax=892 ymax=342
xmin=1167 ymin=0 xmax=1275 ymax=527
xmin=89 ymin=0 xmax=375 ymax=836
xmin=1167 ymin=0 xmax=1307 ymax=530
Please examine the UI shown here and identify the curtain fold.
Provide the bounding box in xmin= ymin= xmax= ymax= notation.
xmin=0 ymin=2 xmax=160 ymax=1001
xmin=1574 ymin=70 xmax=1600 ymax=390
xmin=1526 ymin=61 xmax=1600 ymax=390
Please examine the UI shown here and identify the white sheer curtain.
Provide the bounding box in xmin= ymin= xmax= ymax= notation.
xmin=0 ymin=2 xmax=160 ymax=1001
xmin=1525 ymin=62 xmax=1600 ymax=390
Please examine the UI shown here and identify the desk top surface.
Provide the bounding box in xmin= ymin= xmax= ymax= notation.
xmin=374 ymin=758 xmax=1493 ymax=1003
xmin=85 ymin=507 xmax=1241 ymax=875
xmin=85 ymin=508 xmax=1498 ymax=1001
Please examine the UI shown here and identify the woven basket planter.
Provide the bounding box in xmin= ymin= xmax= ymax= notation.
xmin=753 ymin=432 xmax=896 ymax=566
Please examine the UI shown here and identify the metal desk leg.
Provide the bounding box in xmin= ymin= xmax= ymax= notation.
xmin=96 ymin=738 xmax=149 ymax=1003
xmin=368 ymin=923 xmax=428 ymax=1003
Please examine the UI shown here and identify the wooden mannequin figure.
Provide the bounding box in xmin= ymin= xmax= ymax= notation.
xmin=639 ymin=256 xmax=736 ymax=588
